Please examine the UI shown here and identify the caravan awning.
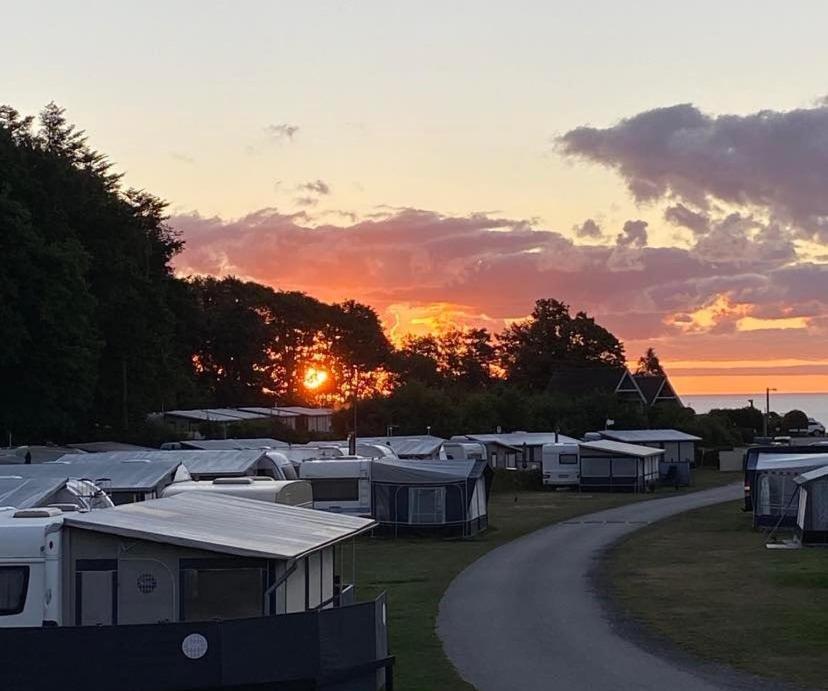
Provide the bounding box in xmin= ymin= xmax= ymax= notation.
xmin=371 ymin=459 xmax=486 ymax=484
xmin=65 ymin=493 xmax=376 ymax=560
xmin=54 ymin=450 xmax=271 ymax=477
xmin=9 ymin=458 xmax=187 ymax=493
xmin=0 ymin=476 xmax=67 ymax=508
xmin=580 ymin=440 xmax=665 ymax=458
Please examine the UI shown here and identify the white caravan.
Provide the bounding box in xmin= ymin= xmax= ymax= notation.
xmin=299 ymin=458 xmax=372 ymax=516
xmin=541 ymin=443 xmax=581 ymax=488
xmin=161 ymin=477 xmax=312 ymax=507
xmin=442 ymin=442 xmax=487 ymax=462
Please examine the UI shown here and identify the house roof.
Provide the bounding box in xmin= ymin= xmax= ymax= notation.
xmin=455 ymin=432 xmax=579 ymax=450
xmin=599 ymin=429 xmax=702 ymax=443
xmin=237 ymin=407 xmax=300 ymax=418
xmin=547 ymin=366 xmax=645 ymax=403
xmin=180 ymin=438 xmax=289 ymax=450
xmin=0 ymin=476 xmax=67 ymax=508
xmin=15 ymin=457 xmax=188 ymax=492
xmin=277 ymin=406 xmax=333 ymax=417
xmin=163 ymin=409 xmax=254 ymax=423
xmin=359 ymin=436 xmax=446 ymax=457
xmin=580 ymin=440 xmax=665 ymax=458
xmin=64 ymin=493 xmax=375 ymax=560
xmin=632 ymin=374 xmax=682 ymax=406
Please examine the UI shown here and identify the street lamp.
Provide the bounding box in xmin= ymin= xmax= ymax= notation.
xmin=764 ymin=387 xmax=777 ymax=437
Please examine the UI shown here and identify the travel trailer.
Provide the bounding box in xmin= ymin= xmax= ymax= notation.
xmin=161 ymin=477 xmax=313 ymax=507
xmin=0 ymin=494 xmax=391 ymax=690
xmin=299 ymin=458 xmax=373 ymax=516
xmin=541 ymin=443 xmax=581 ymax=488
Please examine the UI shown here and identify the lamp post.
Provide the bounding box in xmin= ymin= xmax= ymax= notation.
xmin=764 ymin=387 xmax=777 ymax=437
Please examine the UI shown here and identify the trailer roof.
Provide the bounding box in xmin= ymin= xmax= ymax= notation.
xmin=65 ymin=493 xmax=375 ymax=560
xmin=54 ymin=450 xmax=270 ymax=477
xmin=598 ymin=429 xmax=702 ymax=443
xmin=371 ymin=458 xmax=487 ymax=483
xmin=0 ymin=476 xmax=67 ymax=508
xmin=454 ymin=432 xmax=579 ymax=449
xmin=13 ymin=457 xmax=187 ymax=492
xmin=755 ymin=455 xmax=828 ymax=472
xmin=358 ymin=436 xmax=446 ymax=457
xmin=796 ymin=465 xmax=828 ymax=484
xmin=181 ymin=438 xmax=289 ymax=450
xmin=579 ymin=440 xmax=665 ymax=458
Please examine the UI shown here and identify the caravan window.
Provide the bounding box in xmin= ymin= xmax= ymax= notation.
xmin=181 ymin=561 xmax=266 ymax=621
xmin=408 ymin=487 xmax=446 ymax=524
xmin=559 ymin=454 xmax=578 ymax=465
xmin=0 ymin=566 xmax=29 ymax=615
xmin=311 ymin=479 xmax=360 ymax=501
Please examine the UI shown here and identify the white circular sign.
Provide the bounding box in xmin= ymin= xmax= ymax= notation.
xmin=181 ymin=633 xmax=208 ymax=660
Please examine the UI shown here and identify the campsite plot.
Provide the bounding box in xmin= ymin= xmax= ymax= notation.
xmin=348 ymin=468 xmax=737 ymax=691
xmin=607 ymin=501 xmax=828 ymax=689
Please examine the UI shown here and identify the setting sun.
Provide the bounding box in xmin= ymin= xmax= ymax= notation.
xmin=303 ymin=366 xmax=329 ymax=390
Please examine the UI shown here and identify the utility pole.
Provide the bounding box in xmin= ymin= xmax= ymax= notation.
xmin=764 ymin=387 xmax=777 ymax=437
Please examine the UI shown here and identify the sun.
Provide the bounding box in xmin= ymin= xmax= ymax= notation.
xmin=303 ymin=366 xmax=329 ymax=390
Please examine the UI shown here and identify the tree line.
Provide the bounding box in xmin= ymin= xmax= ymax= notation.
xmin=0 ymin=104 xmax=765 ymax=447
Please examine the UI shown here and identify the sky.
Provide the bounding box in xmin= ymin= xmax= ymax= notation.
xmin=5 ymin=1 xmax=828 ymax=396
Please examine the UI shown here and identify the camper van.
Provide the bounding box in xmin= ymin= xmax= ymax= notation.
xmin=160 ymin=477 xmax=312 ymax=507
xmin=541 ymin=443 xmax=580 ymax=488
xmin=299 ymin=458 xmax=372 ymax=516
xmin=0 ymin=496 xmax=390 ymax=690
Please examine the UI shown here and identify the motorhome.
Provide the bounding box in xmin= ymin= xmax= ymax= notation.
xmin=0 ymin=494 xmax=391 ymax=690
xmin=299 ymin=458 xmax=372 ymax=516
xmin=541 ymin=443 xmax=581 ymax=488
xmin=161 ymin=477 xmax=313 ymax=507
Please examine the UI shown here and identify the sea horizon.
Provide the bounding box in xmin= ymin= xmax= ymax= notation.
xmin=683 ymin=392 xmax=828 ymax=424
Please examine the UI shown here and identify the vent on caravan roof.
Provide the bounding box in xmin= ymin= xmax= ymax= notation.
xmin=47 ymin=504 xmax=80 ymax=512
xmin=212 ymin=477 xmax=254 ymax=485
xmin=13 ymin=508 xmax=63 ymax=518
xmin=583 ymin=432 xmax=603 ymax=441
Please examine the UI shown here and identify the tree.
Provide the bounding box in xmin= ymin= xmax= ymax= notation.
xmin=781 ymin=409 xmax=809 ymax=433
xmin=499 ymin=299 xmax=625 ymax=389
xmin=635 ymin=347 xmax=665 ymax=376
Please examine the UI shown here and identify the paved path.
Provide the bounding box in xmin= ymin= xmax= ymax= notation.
xmin=437 ymin=484 xmax=775 ymax=691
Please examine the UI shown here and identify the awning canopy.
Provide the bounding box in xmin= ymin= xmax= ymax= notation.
xmin=371 ymin=459 xmax=487 ymax=484
xmin=580 ymin=440 xmax=665 ymax=458
xmin=0 ymin=476 xmax=67 ymax=508
xmin=54 ymin=450 xmax=271 ymax=478
xmin=599 ymin=429 xmax=702 ymax=443
xmin=65 ymin=493 xmax=375 ymax=560
xmin=9 ymin=457 xmax=187 ymax=492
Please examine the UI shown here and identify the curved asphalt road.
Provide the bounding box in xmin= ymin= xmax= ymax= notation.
xmin=438 ymin=483 xmax=769 ymax=691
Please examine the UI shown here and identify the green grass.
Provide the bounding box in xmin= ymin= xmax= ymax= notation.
xmin=606 ymin=500 xmax=828 ymax=689
xmin=348 ymin=468 xmax=738 ymax=691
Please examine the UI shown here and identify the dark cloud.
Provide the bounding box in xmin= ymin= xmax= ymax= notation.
xmin=294 ymin=196 xmax=319 ymax=207
xmin=558 ymin=101 xmax=828 ymax=238
xmin=574 ymin=218 xmax=603 ymax=239
xmin=298 ymin=179 xmax=331 ymax=196
xmin=264 ymin=123 xmax=299 ymax=142
xmin=664 ymin=204 xmax=709 ymax=235
xmin=616 ymin=219 xmax=648 ymax=247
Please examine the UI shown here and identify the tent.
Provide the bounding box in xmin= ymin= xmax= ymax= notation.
xmin=370 ymin=459 xmax=492 ymax=536
xmin=578 ymin=440 xmax=663 ymax=492
xmin=795 ymin=466 xmax=828 ymax=545
xmin=753 ymin=455 xmax=828 ymax=529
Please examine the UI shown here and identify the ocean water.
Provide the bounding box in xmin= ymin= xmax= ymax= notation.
xmin=683 ymin=393 xmax=828 ymax=424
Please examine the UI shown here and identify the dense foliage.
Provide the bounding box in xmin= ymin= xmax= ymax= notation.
xmin=0 ymin=105 xmax=755 ymax=448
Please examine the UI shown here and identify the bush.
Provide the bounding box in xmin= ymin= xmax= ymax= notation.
xmin=491 ymin=468 xmax=543 ymax=493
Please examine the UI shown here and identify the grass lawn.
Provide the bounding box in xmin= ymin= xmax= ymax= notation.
xmin=348 ymin=467 xmax=738 ymax=691
xmin=606 ymin=500 xmax=828 ymax=689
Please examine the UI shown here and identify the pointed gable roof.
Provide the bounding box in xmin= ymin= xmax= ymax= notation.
xmin=632 ymin=373 xmax=682 ymax=406
xmin=548 ymin=366 xmax=645 ymax=404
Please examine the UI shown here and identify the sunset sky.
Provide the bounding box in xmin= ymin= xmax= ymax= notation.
xmin=5 ymin=1 xmax=828 ymax=395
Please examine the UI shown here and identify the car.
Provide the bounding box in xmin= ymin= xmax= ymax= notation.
xmin=790 ymin=418 xmax=826 ymax=436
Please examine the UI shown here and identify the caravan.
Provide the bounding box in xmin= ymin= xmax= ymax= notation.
xmin=299 ymin=458 xmax=373 ymax=516
xmin=541 ymin=443 xmax=580 ymax=488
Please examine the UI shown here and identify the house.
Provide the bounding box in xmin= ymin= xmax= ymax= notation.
xmin=597 ymin=429 xmax=700 ymax=476
xmin=370 ymin=459 xmax=492 ymax=537
xmin=12 ymin=457 xmax=191 ymax=505
xmin=237 ymin=407 xmax=301 ymax=430
xmin=547 ymin=366 xmax=646 ymax=405
xmin=275 ymin=407 xmax=334 ymax=433
xmin=152 ymin=408 xmax=271 ymax=438
xmin=631 ymin=373 xmax=682 ymax=406
xmin=453 ymin=432 xmax=580 ymax=469
xmin=577 ymin=440 xmax=664 ymax=492
xmin=794 ymin=465 xmax=828 ymax=545
xmin=0 ymin=494 xmax=391 ymax=689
